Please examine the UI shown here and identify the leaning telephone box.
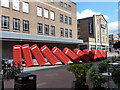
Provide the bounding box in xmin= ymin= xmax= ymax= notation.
xmin=97 ymin=50 xmax=103 ymax=60
xmin=13 ymin=45 xmax=22 ymax=67
xmin=30 ymin=44 xmax=46 ymax=66
xmin=22 ymin=44 xmax=34 ymax=67
xmin=51 ymin=47 xmax=70 ymax=65
xmin=84 ymin=49 xmax=97 ymax=61
xmin=74 ymin=48 xmax=90 ymax=63
xmin=63 ymin=48 xmax=80 ymax=63
xmin=40 ymin=45 xmax=58 ymax=66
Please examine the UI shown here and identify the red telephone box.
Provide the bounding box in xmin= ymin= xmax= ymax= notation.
xmin=63 ymin=48 xmax=80 ymax=63
xmin=30 ymin=44 xmax=46 ymax=66
xmin=22 ymin=44 xmax=34 ymax=67
xmin=51 ymin=47 xmax=70 ymax=65
xmin=74 ymin=48 xmax=90 ymax=63
xmin=13 ymin=45 xmax=22 ymax=67
xmin=40 ymin=45 xmax=58 ymax=66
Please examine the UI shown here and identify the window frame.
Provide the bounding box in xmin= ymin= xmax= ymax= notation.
xmin=1 ymin=16 xmax=10 ymax=30
xmin=60 ymin=28 xmax=64 ymax=37
xmin=44 ymin=9 xmax=49 ymax=19
xmin=60 ymin=1 xmax=63 ymax=7
xmin=69 ymin=29 xmax=72 ymax=38
xmin=65 ymin=16 xmax=68 ymax=24
xmin=13 ymin=18 xmax=20 ymax=31
xmin=37 ymin=6 xmax=42 ymax=17
xmin=64 ymin=3 xmax=67 ymax=8
xmin=1 ymin=0 xmax=10 ymax=8
xmin=13 ymin=0 xmax=20 ymax=11
xmin=50 ymin=11 xmax=55 ymax=20
xmin=51 ymin=26 xmax=55 ymax=36
xmin=69 ymin=17 xmax=72 ymax=25
xmin=23 ymin=20 xmax=29 ymax=32
xmin=65 ymin=28 xmax=68 ymax=37
xmin=68 ymin=5 xmax=71 ymax=10
xmin=44 ymin=24 xmax=49 ymax=35
xmin=60 ymin=14 xmax=63 ymax=23
xmin=22 ymin=2 xmax=29 ymax=14
xmin=37 ymin=23 xmax=43 ymax=34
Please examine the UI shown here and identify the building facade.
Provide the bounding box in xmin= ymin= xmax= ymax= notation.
xmin=77 ymin=15 xmax=109 ymax=51
xmin=109 ymin=34 xmax=120 ymax=52
xmin=0 ymin=0 xmax=83 ymax=59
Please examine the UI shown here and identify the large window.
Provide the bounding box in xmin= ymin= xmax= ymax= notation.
xmin=23 ymin=2 xmax=29 ymax=13
xmin=59 ymin=1 xmax=63 ymax=7
xmin=68 ymin=5 xmax=71 ymax=10
xmin=65 ymin=16 xmax=68 ymax=24
xmin=37 ymin=7 xmax=42 ymax=17
xmin=44 ymin=9 xmax=49 ymax=18
xmin=60 ymin=14 xmax=63 ymax=23
xmin=23 ymin=20 xmax=29 ymax=32
xmin=13 ymin=0 xmax=20 ymax=11
xmin=1 ymin=16 xmax=10 ymax=30
xmin=1 ymin=0 xmax=9 ymax=8
xmin=50 ymin=11 xmax=55 ymax=20
xmin=69 ymin=17 xmax=72 ymax=25
xmin=69 ymin=29 xmax=72 ymax=38
xmin=65 ymin=28 xmax=68 ymax=37
xmin=13 ymin=18 xmax=20 ymax=31
xmin=51 ymin=26 xmax=55 ymax=36
xmin=38 ymin=23 xmax=43 ymax=34
xmin=64 ymin=3 xmax=67 ymax=8
xmin=60 ymin=28 xmax=64 ymax=37
xmin=44 ymin=24 xmax=49 ymax=35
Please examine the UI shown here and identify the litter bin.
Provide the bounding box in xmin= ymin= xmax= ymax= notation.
xmin=14 ymin=72 xmax=36 ymax=90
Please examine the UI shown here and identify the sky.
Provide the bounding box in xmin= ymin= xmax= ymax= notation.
xmin=73 ymin=2 xmax=119 ymax=35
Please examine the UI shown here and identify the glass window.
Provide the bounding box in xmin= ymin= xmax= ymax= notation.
xmin=64 ymin=3 xmax=67 ymax=8
xmin=13 ymin=18 xmax=20 ymax=31
xmin=44 ymin=9 xmax=49 ymax=18
xmin=60 ymin=28 xmax=64 ymax=37
xmin=60 ymin=14 xmax=63 ymax=23
xmin=38 ymin=23 xmax=43 ymax=34
xmin=69 ymin=17 xmax=72 ymax=25
xmin=65 ymin=16 xmax=68 ymax=24
xmin=97 ymin=35 xmax=99 ymax=42
xmin=13 ymin=0 xmax=20 ymax=11
xmin=59 ymin=1 xmax=63 ymax=7
xmin=1 ymin=0 xmax=9 ymax=8
xmin=51 ymin=26 xmax=55 ymax=36
xmin=23 ymin=2 xmax=29 ymax=13
xmin=23 ymin=20 xmax=29 ymax=32
xmin=50 ymin=0 xmax=54 ymax=2
xmin=68 ymin=5 xmax=71 ymax=10
xmin=37 ymin=7 xmax=42 ymax=17
xmin=50 ymin=11 xmax=55 ymax=20
xmin=1 ymin=16 xmax=10 ymax=30
xmin=69 ymin=29 xmax=72 ymax=38
xmin=44 ymin=24 xmax=49 ymax=35
xmin=65 ymin=28 xmax=68 ymax=37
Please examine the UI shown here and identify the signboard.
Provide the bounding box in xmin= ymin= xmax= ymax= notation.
xmin=89 ymin=19 xmax=93 ymax=34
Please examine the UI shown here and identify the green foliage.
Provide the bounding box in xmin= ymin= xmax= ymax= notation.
xmin=67 ymin=62 xmax=93 ymax=85
xmin=90 ymin=74 xmax=107 ymax=88
xmin=89 ymin=66 xmax=99 ymax=77
xmin=112 ymin=69 xmax=120 ymax=88
xmin=98 ymin=60 xmax=110 ymax=73
xmin=111 ymin=56 xmax=116 ymax=62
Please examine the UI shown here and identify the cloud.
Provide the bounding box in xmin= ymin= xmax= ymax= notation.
xmin=77 ymin=9 xmax=109 ymax=20
xmin=108 ymin=21 xmax=118 ymax=34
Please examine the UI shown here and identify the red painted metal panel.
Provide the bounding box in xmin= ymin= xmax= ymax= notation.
xmin=22 ymin=44 xmax=34 ymax=67
xmin=74 ymin=48 xmax=90 ymax=63
xmin=84 ymin=49 xmax=97 ymax=61
xmin=63 ymin=48 xmax=80 ymax=63
xmin=97 ymin=50 xmax=103 ymax=60
xmin=51 ymin=47 xmax=70 ymax=65
xmin=40 ymin=45 xmax=58 ymax=66
xmin=30 ymin=44 xmax=46 ymax=66
xmin=13 ymin=45 xmax=22 ymax=67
